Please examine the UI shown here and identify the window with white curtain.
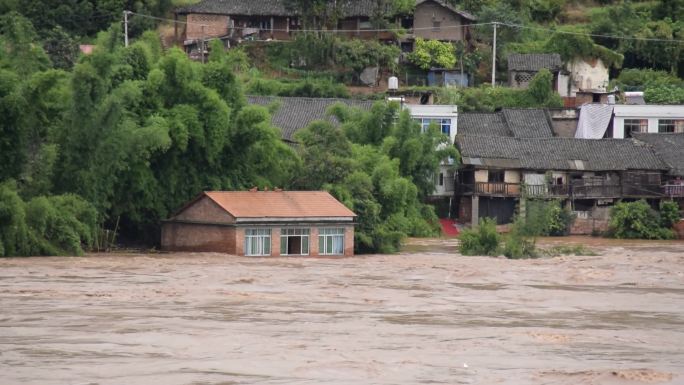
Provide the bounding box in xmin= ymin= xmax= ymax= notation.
xmin=245 ymin=228 xmax=271 ymax=256
xmin=318 ymin=228 xmax=345 ymax=255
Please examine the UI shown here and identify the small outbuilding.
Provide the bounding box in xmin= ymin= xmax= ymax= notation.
xmin=161 ymin=190 xmax=356 ymax=256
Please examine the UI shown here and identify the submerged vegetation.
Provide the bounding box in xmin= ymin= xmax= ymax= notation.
xmin=0 ymin=14 xmax=456 ymax=256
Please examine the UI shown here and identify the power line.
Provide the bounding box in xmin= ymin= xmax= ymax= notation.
xmin=125 ymin=10 xmax=684 ymax=43
xmin=127 ymin=11 xmax=494 ymax=32
xmin=500 ymin=22 xmax=684 ymax=44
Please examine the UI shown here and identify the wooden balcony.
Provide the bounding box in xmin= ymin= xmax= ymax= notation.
xmin=664 ymin=184 xmax=684 ymax=197
xmin=572 ymin=183 xmax=622 ymax=198
xmin=456 ymin=182 xmax=521 ymax=197
xmin=524 ymin=184 xmax=569 ymax=198
xmin=457 ymin=182 xmax=666 ymax=199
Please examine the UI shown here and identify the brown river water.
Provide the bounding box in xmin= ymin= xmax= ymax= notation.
xmin=1 ymin=238 xmax=683 ymax=385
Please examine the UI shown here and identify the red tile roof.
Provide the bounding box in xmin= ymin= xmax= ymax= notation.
xmin=204 ymin=191 xmax=356 ymax=218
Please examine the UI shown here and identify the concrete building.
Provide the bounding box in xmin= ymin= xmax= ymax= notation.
xmin=611 ymin=105 xmax=684 ymax=138
xmin=162 ymin=190 xmax=356 ymax=256
xmin=403 ymin=104 xmax=458 ymax=215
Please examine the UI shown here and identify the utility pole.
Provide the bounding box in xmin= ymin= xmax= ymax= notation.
xmin=124 ymin=10 xmax=129 ymax=47
xmin=491 ymin=22 xmax=497 ymax=87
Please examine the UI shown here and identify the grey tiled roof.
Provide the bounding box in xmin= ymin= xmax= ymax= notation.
xmin=507 ymin=53 xmax=562 ymax=72
xmin=177 ymin=0 xmax=378 ymax=17
xmin=456 ymin=136 xmax=666 ymax=171
xmin=457 ymin=113 xmax=511 ymax=136
xmin=502 ymin=109 xmax=553 ymax=138
xmin=416 ymin=0 xmax=477 ymax=20
xmin=458 ymin=109 xmax=553 ymax=138
xmin=633 ymin=133 xmax=684 ymax=176
xmin=247 ymin=96 xmax=373 ymax=142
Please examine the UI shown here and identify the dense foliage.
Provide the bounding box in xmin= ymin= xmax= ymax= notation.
xmin=458 ymin=218 xmax=501 ymax=256
xmin=503 ymin=217 xmax=538 ymax=259
xmin=408 ymin=38 xmax=457 ymax=70
xmin=0 ymin=15 xmax=457 ymax=255
xmin=436 ymin=69 xmax=563 ymax=111
xmin=295 ymin=102 xmax=458 ymax=253
xmin=520 ymin=199 xmax=574 ymax=236
xmin=609 ymin=200 xmax=677 ymax=240
xmin=0 ymin=19 xmax=303 ymax=253
xmin=0 ymin=181 xmax=98 ymax=256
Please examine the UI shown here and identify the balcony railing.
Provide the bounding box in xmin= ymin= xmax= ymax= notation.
xmin=664 ymin=184 xmax=684 ymax=197
xmin=456 ymin=182 xmax=520 ymax=196
xmin=572 ymin=183 xmax=622 ymax=198
xmin=456 ymin=182 xmax=666 ymax=198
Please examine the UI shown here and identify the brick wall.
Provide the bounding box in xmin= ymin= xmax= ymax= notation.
xmin=674 ymin=220 xmax=684 ymax=240
xmin=569 ymin=217 xmax=609 ymax=235
xmin=414 ymin=2 xmax=464 ymax=41
xmin=344 ymin=227 xmax=355 ymax=256
xmin=162 ymin=222 xmax=237 ymax=253
xmin=174 ymin=196 xmax=235 ymax=224
xmin=186 ymin=14 xmax=229 ymax=41
xmin=164 ymin=222 xmax=355 ymax=257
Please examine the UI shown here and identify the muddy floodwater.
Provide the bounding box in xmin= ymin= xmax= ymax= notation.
xmin=1 ymin=238 xmax=684 ymax=385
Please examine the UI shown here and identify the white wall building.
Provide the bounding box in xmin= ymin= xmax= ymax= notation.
xmin=403 ymin=104 xmax=458 ymax=197
xmin=567 ymin=58 xmax=610 ymax=96
xmin=611 ymin=105 xmax=684 ymax=139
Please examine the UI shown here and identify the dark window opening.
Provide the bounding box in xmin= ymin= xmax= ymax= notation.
xmin=488 ymin=170 xmax=505 ymax=183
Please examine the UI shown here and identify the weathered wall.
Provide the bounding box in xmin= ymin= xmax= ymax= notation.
xmin=569 ymin=218 xmax=609 ymax=235
xmin=674 ymin=220 xmax=684 ymax=240
xmin=567 ymin=58 xmax=609 ymax=95
xmin=413 ymin=1 xmax=464 ymax=41
xmin=186 ymin=14 xmax=229 ymax=41
xmin=174 ymin=196 xmax=235 ymax=224
xmin=162 ymin=223 xmax=237 ymax=253
xmin=504 ymin=170 xmax=520 ymax=184
xmin=475 ymin=170 xmax=488 ymax=183
xmin=548 ymin=108 xmax=579 ymax=137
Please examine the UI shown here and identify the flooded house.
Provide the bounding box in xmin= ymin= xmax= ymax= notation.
xmin=455 ymin=108 xmax=670 ymax=234
xmin=162 ymin=190 xmax=356 ymax=256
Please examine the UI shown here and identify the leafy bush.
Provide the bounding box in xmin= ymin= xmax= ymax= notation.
xmin=246 ymin=76 xmax=349 ymax=98
xmin=0 ymin=181 xmax=98 ymax=256
xmin=528 ymin=0 xmax=565 ymax=22
xmin=614 ymin=68 xmax=684 ymax=90
xmin=523 ymin=200 xmax=574 ymax=236
xmin=503 ymin=218 xmax=538 ymax=259
xmin=609 ymin=200 xmax=675 ymax=240
xmin=644 ymin=86 xmax=684 ymax=105
xmin=435 ymin=70 xmax=563 ymax=111
xmin=660 ymin=201 xmax=681 ymax=229
xmin=459 ymin=218 xmax=501 ymax=256
xmin=408 ymin=38 xmax=456 ymax=70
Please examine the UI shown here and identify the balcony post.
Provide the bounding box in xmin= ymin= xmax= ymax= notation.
xmin=471 ymin=195 xmax=479 ymax=226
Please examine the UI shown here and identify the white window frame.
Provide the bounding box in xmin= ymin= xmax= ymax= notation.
xmin=318 ymin=228 xmax=345 ymax=255
xmin=245 ymin=228 xmax=271 ymax=256
xmin=416 ymin=118 xmax=451 ymax=136
xmin=624 ymin=118 xmax=648 ymax=137
xmin=280 ymin=228 xmax=310 ymax=255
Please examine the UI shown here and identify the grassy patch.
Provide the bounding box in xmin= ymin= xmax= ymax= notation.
xmin=540 ymin=244 xmax=599 ymax=257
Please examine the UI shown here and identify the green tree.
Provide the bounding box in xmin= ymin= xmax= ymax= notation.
xmin=408 ymin=38 xmax=456 ymax=70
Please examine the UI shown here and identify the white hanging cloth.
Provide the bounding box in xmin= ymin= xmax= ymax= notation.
xmin=575 ymin=104 xmax=614 ymax=139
